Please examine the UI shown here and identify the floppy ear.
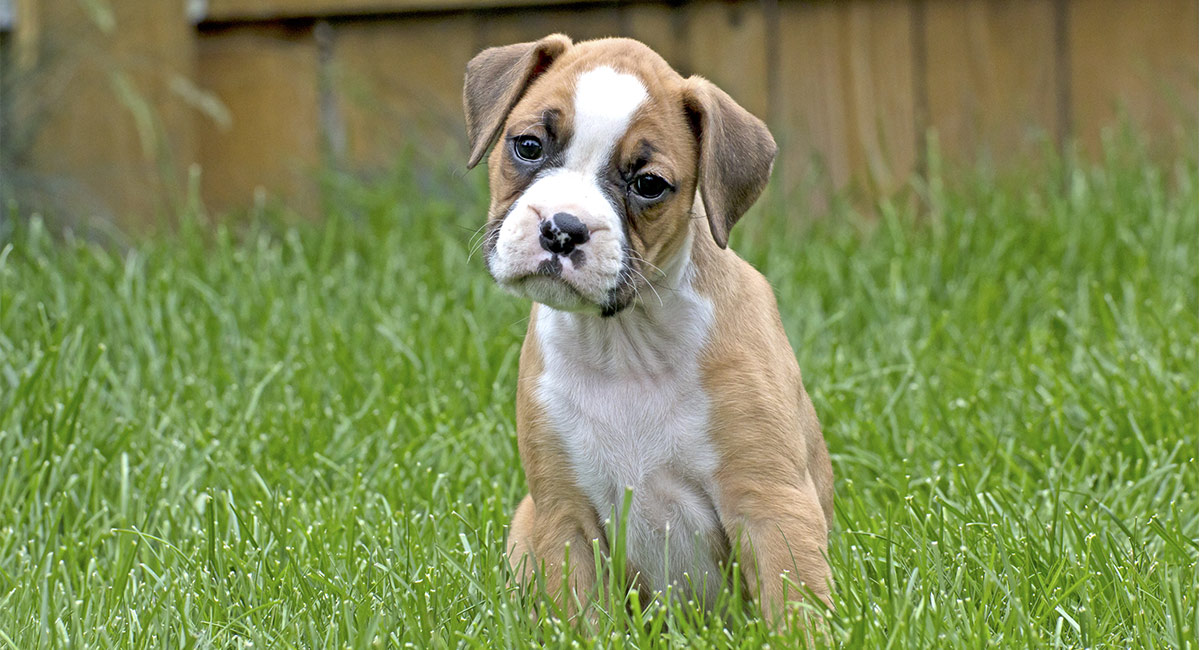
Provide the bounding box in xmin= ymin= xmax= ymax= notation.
xmin=682 ymin=77 xmax=777 ymax=249
xmin=463 ymin=34 xmax=572 ymax=169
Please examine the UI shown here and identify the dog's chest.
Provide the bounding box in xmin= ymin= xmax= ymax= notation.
xmin=539 ymin=352 xmax=716 ymax=504
xmin=533 ymin=294 xmax=726 ymax=595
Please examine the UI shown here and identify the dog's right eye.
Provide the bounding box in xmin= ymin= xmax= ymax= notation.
xmin=513 ymin=136 xmax=544 ymax=162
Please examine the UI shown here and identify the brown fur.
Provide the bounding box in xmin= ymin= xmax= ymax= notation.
xmin=682 ymin=78 xmax=778 ymax=249
xmin=465 ymin=35 xmax=834 ymax=629
xmin=692 ymin=228 xmax=835 ymax=622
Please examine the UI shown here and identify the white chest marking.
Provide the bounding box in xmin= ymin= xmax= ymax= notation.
xmin=534 ymin=259 xmax=726 ymax=602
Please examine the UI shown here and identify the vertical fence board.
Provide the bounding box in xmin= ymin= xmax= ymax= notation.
xmin=842 ymin=1 xmax=917 ymax=193
xmin=616 ymin=2 xmax=689 ymax=73
xmin=476 ymin=6 xmax=623 ymax=51
xmin=333 ymin=16 xmax=475 ymax=170
xmin=923 ymin=0 xmax=1058 ymax=167
xmin=19 ymin=0 xmax=195 ymax=226
xmin=777 ymin=0 xmax=916 ymax=208
xmin=685 ymin=0 xmax=769 ymax=119
xmin=196 ymin=25 xmax=321 ymax=213
xmin=776 ymin=1 xmax=850 ymax=203
xmin=1068 ymin=0 xmax=1198 ymax=157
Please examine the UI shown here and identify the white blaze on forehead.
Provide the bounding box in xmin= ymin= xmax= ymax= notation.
xmin=566 ymin=66 xmax=648 ymax=173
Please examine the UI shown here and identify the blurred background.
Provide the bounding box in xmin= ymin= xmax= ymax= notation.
xmin=0 ymin=0 xmax=1195 ymax=230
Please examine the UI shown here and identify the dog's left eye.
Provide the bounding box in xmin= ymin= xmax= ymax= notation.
xmin=513 ymin=136 xmax=543 ymax=162
xmin=631 ymin=174 xmax=671 ymax=200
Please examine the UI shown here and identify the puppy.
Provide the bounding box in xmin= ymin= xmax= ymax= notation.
xmin=463 ymin=34 xmax=834 ymax=626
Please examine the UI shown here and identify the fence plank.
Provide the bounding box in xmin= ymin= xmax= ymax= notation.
xmin=206 ymin=0 xmax=598 ymax=21
xmin=776 ymin=0 xmax=917 ymax=209
xmin=843 ymin=1 xmax=917 ymax=193
xmin=332 ymin=16 xmax=475 ymax=170
xmin=475 ymin=5 xmax=624 ymax=51
xmin=776 ymin=1 xmax=848 ymax=204
xmin=16 ymin=0 xmax=195 ymax=226
xmin=922 ymin=0 xmax=1058 ymax=168
xmin=1068 ymin=0 xmax=1198 ymax=157
xmin=197 ymin=25 xmax=322 ymax=213
xmin=616 ymin=2 xmax=689 ymax=73
xmin=685 ymin=0 xmax=769 ymax=119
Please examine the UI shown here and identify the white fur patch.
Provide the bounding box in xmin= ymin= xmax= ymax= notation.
xmin=534 ymin=244 xmax=726 ymax=605
xmin=488 ymin=67 xmax=648 ymax=311
xmin=566 ymin=66 xmax=648 ymax=175
xmin=491 ymin=168 xmax=626 ymax=310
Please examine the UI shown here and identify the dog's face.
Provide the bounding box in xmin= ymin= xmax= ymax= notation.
xmin=464 ymin=36 xmax=776 ymax=316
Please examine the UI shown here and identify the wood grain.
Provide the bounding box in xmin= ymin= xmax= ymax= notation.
xmin=922 ymin=0 xmax=1059 ymax=168
xmin=776 ymin=0 xmax=917 ymax=211
xmin=685 ymin=0 xmax=769 ymax=119
xmin=332 ymin=16 xmax=476 ymax=170
xmin=1068 ymin=0 xmax=1198 ymax=157
xmin=196 ymin=25 xmax=322 ymax=213
xmin=18 ymin=0 xmax=196 ymax=227
xmin=14 ymin=0 xmax=1197 ymax=219
xmin=474 ymin=5 xmax=624 ymax=51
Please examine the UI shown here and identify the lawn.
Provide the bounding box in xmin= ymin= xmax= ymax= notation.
xmin=0 ymin=145 xmax=1196 ymax=648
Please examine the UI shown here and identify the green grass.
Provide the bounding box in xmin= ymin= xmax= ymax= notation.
xmin=0 ymin=144 xmax=1196 ymax=648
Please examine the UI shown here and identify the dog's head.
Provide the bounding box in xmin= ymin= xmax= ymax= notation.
xmin=464 ymin=35 xmax=775 ymax=317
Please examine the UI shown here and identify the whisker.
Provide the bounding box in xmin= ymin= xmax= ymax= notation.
xmin=464 ymin=219 xmax=489 ymax=244
xmin=515 ymin=121 xmax=547 ymax=138
xmin=628 ymin=273 xmax=649 ymax=309
xmin=627 ymin=251 xmax=667 ymax=278
xmin=468 ymin=226 xmax=500 ymax=263
xmin=627 ymin=253 xmax=681 ymax=297
xmin=627 ymin=265 xmax=664 ymax=308
xmin=467 ymin=235 xmax=485 ymax=261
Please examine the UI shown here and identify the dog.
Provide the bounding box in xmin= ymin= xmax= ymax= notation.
xmin=463 ymin=34 xmax=834 ymax=626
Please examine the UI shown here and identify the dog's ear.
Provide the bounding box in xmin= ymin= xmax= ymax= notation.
xmin=682 ymin=76 xmax=777 ymax=249
xmin=463 ymin=34 xmax=572 ymax=169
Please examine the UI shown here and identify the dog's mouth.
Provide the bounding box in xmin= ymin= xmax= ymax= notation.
xmin=481 ymin=218 xmax=639 ymax=317
xmin=490 ymin=252 xmax=637 ymax=317
xmin=504 ymin=264 xmax=627 ymax=315
xmin=508 ymin=274 xmax=589 ymax=310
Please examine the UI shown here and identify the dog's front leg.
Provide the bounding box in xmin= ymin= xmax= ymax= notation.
xmin=510 ymin=316 xmax=607 ymax=622
xmin=508 ymin=493 xmax=604 ymax=621
xmin=718 ymin=479 xmax=833 ymax=632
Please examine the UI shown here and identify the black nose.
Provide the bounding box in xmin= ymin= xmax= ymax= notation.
xmin=539 ymin=212 xmax=590 ymax=256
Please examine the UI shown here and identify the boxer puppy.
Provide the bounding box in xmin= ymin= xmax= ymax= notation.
xmin=463 ymin=34 xmax=834 ymax=627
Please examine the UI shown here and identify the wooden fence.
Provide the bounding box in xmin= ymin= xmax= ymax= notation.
xmin=2 ymin=0 xmax=1196 ymax=226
